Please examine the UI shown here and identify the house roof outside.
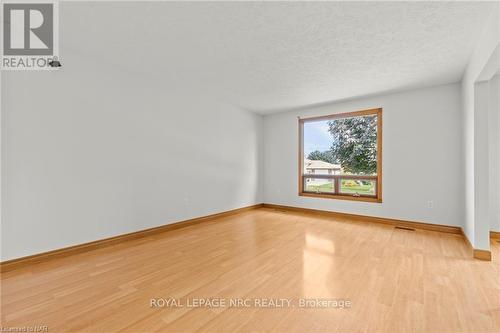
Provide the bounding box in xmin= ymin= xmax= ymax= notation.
xmin=304 ymin=159 xmax=341 ymax=170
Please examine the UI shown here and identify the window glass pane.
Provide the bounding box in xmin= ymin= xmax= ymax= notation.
xmin=303 ymin=114 xmax=378 ymax=177
xmin=301 ymin=110 xmax=381 ymax=200
xmin=303 ymin=120 xmax=341 ymax=176
xmin=304 ymin=177 xmax=335 ymax=193
xmin=339 ymin=179 xmax=376 ymax=196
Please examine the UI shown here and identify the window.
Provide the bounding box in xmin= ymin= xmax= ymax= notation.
xmin=298 ymin=108 xmax=382 ymax=202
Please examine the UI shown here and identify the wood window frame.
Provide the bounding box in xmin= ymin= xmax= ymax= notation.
xmin=298 ymin=108 xmax=383 ymax=203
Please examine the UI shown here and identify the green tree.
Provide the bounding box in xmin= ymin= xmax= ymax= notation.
xmin=307 ymin=150 xmax=337 ymax=164
xmin=328 ymin=115 xmax=377 ymax=174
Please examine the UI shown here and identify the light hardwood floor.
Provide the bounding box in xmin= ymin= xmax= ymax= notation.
xmin=1 ymin=208 xmax=499 ymax=332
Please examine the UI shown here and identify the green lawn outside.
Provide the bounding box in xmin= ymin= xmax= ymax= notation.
xmin=305 ymin=180 xmax=375 ymax=195
xmin=305 ymin=182 xmax=335 ymax=193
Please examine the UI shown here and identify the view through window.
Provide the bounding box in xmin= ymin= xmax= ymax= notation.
xmin=299 ymin=108 xmax=382 ymax=202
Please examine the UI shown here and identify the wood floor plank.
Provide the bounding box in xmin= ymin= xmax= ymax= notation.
xmin=1 ymin=208 xmax=499 ymax=332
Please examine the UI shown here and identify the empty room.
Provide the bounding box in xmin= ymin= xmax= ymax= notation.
xmin=1 ymin=1 xmax=500 ymax=332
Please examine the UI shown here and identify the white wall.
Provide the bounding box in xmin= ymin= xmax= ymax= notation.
xmin=489 ymin=74 xmax=500 ymax=232
xmin=263 ymin=83 xmax=463 ymax=227
xmin=461 ymin=3 xmax=500 ymax=249
xmin=473 ymin=81 xmax=491 ymax=248
xmin=1 ymin=50 xmax=262 ymax=261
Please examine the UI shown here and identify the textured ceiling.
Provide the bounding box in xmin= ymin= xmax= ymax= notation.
xmin=62 ymin=1 xmax=494 ymax=114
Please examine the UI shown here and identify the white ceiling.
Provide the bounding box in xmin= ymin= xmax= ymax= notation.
xmin=62 ymin=1 xmax=494 ymax=114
